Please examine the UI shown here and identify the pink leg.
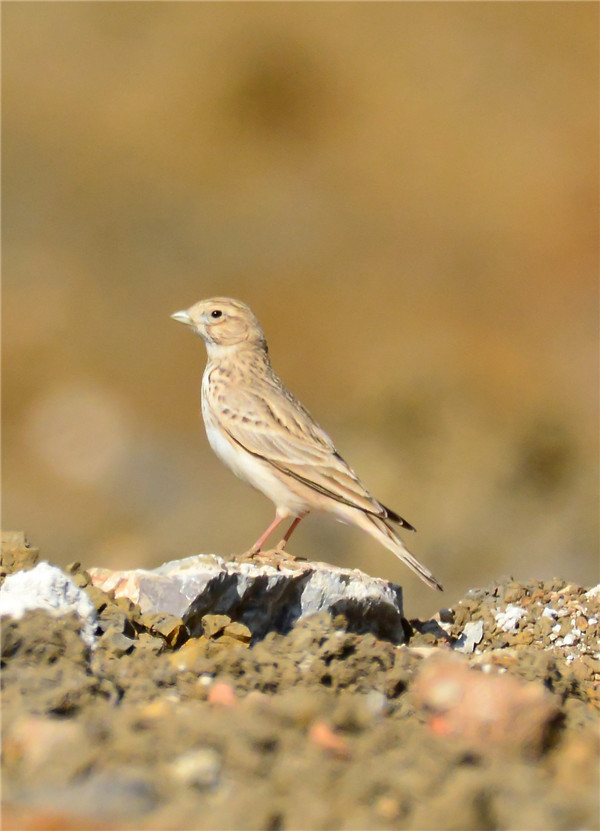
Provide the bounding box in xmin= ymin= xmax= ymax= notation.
xmin=249 ymin=515 xmax=286 ymax=554
xmin=277 ymin=516 xmax=304 ymax=549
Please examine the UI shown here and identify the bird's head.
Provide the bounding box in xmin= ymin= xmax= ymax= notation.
xmin=171 ymin=297 xmax=267 ymax=353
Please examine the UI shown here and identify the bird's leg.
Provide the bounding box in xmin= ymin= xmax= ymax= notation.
xmin=247 ymin=515 xmax=285 ymax=556
xmin=276 ymin=516 xmax=304 ymax=551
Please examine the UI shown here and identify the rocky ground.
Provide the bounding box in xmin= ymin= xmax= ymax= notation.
xmin=1 ymin=532 xmax=599 ymax=831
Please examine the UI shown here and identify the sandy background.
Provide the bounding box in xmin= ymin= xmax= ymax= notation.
xmin=2 ymin=2 xmax=598 ymax=615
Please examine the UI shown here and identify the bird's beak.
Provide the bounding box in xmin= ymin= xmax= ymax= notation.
xmin=171 ymin=310 xmax=193 ymax=326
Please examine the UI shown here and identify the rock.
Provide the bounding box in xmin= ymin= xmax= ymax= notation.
xmin=97 ymin=627 xmax=136 ymax=656
xmin=454 ymin=619 xmax=484 ymax=653
xmin=2 ymin=569 xmax=599 ymax=831
xmin=0 ymin=562 xmax=97 ymax=648
xmin=494 ymin=604 xmax=527 ymax=631
xmin=224 ymin=621 xmax=252 ymax=644
xmin=168 ymin=637 xmax=211 ymax=672
xmin=136 ymin=612 xmax=188 ymax=648
xmin=308 ymin=720 xmax=352 ymax=758
xmin=1 ymin=531 xmax=40 ymax=580
xmin=2 ymin=716 xmax=92 ymax=784
xmin=168 ymin=748 xmax=222 ymax=789
xmin=412 ymin=654 xmax=561 ymax=756
xmin=88 ymin=554 xmax=406 ymax=642
xmin=201 ymin=613 xmax=231 ymax=638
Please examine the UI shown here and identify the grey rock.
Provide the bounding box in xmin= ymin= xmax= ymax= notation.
xmin=454 ymin=619 xmax=484 ymax=653
xmin=89 ymin=554 xmax=405 ymax=642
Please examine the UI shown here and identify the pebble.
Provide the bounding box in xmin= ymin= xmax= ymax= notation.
xmin=494 ymin=604 xmax=527 ymax=631
xmin=137 ymin=612 xmax=188 ymax=648
xmin=201 ymin=614 xmax=232 ymax=639
xmin=97 ymin=627 xmax=135 ymax=656
xmin=308 ymin=720 xmax=352 ymax=759
xmin=208 ymin=682 xmax=237 ymax=707
xmin=169 ymin=748 xmax=221 ymax=789
xmin=454 ymin=619 xmax=484 ymax=653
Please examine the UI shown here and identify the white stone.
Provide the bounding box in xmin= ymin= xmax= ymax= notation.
xmin=0 ymin=562 xmax=97 ymax=648
xmin=454 ymin=619 xmax=484 ymax=653
xmin=494 ymin=604 xmax=526 ymax=632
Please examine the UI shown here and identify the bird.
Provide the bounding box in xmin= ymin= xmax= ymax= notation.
xmin=171 ymin=297 xmax=442 ymax=591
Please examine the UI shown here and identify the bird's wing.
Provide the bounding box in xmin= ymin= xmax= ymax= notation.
xmin=211 ymin=381 xmax=414 ymax=529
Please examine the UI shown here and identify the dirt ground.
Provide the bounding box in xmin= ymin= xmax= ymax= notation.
xmin=1 ymin=545 xmax=599 ymax=831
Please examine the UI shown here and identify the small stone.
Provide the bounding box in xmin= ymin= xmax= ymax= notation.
xmin=332 ymin=613 xmax=349 ymax=630
xmin=308 ymin=720 xmax=351 ymax=758
xmin=580 ymin=655 xmax=600 ymax=674
xmin=138 ymin=613 xmax=188 ymax=648
xmin=508 ymin=630 xmax=534 ymax=646
xmin=454 ymin=619 xmax=484 ymax=653
xmin=201 ymin=614 xmax=231 ymax=639
xmin=1 ymin=531 xmax=40 ymax=577
xmin=211 ymin=634 xmax=250 ymax=651
xmin=85 ymin=586 xmax=110 ymax=614
xmin=453 ymin=606 xmax=470 ymax=628
xmin=557 ymin=618 xmax=572 ymax=637
xmin=223 ymin=621 xmax=252 ymax=643
xmin=72 ymin=572 xmax=91 ymax=589
xmin=374 ymin=796 xmax=400 ymax=821
xmin=169 ymin=748 xmax=221 ymax=789
xmin=534 ymin=617 xmax=555 ymax=637
xmin=98 ymin=627 xmax=135 ymax=656
xmin=135 ymin=632 xmax=164 ymax=653
xmin=169 ymin=637 xmax=210 ymax=671
xmin=494 ymin=605 xmax=527 ymax=632
xmin=208 ymin=682 xmax=237 ymax=707
xmin=98 ymin=605 xmax=136 ymax=638
xmin=115 ymin=596 xmax=135 ymax=614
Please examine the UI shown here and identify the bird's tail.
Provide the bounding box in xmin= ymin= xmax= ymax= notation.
xmin=355 ymin=512 xmax=443 ymax=591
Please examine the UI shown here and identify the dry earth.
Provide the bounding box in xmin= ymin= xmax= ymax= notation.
xmin=1 ymin=534 xmax=599 ymax=831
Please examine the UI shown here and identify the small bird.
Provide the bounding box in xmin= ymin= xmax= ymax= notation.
xmin=171 ymin=298 xmax=442 ymax=591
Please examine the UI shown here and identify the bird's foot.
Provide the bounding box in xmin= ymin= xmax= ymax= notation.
xmin=266 ymin=545 xmax=308 ymax=570
xmin=232 ymin=546 xmax=307 ymax=569
xmin=271 ymin=542 xmax=308 ymax=563
xmin=231 ymin=547 xmax=263 ymax=563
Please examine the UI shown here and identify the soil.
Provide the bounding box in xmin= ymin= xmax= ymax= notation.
xmin=1 ymin=541 xmax=599 ymax=831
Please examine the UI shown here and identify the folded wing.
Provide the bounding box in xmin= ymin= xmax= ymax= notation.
xmin=215 ymin=382 xmax=415 ymax=530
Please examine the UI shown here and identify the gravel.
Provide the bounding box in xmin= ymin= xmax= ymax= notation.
xmin=1 ymin=533 xmax=598 ymax=831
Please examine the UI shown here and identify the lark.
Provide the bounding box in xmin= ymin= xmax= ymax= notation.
xmin=171 ymin=298 xmax=442 ymax=590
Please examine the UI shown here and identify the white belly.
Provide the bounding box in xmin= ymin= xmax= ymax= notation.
xmin=201 ymin=392 xmax=310 ymax=518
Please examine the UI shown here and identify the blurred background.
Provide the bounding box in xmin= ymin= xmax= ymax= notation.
xmin=2 ymin=3 xmax=598 ymax=616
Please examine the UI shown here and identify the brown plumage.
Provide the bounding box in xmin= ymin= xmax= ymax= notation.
xmin=172 ymin=297 xmax=442 ymax=591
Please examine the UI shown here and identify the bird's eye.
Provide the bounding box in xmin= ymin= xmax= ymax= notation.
xmin=211 ymin=310 xmax=222 ymax=319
